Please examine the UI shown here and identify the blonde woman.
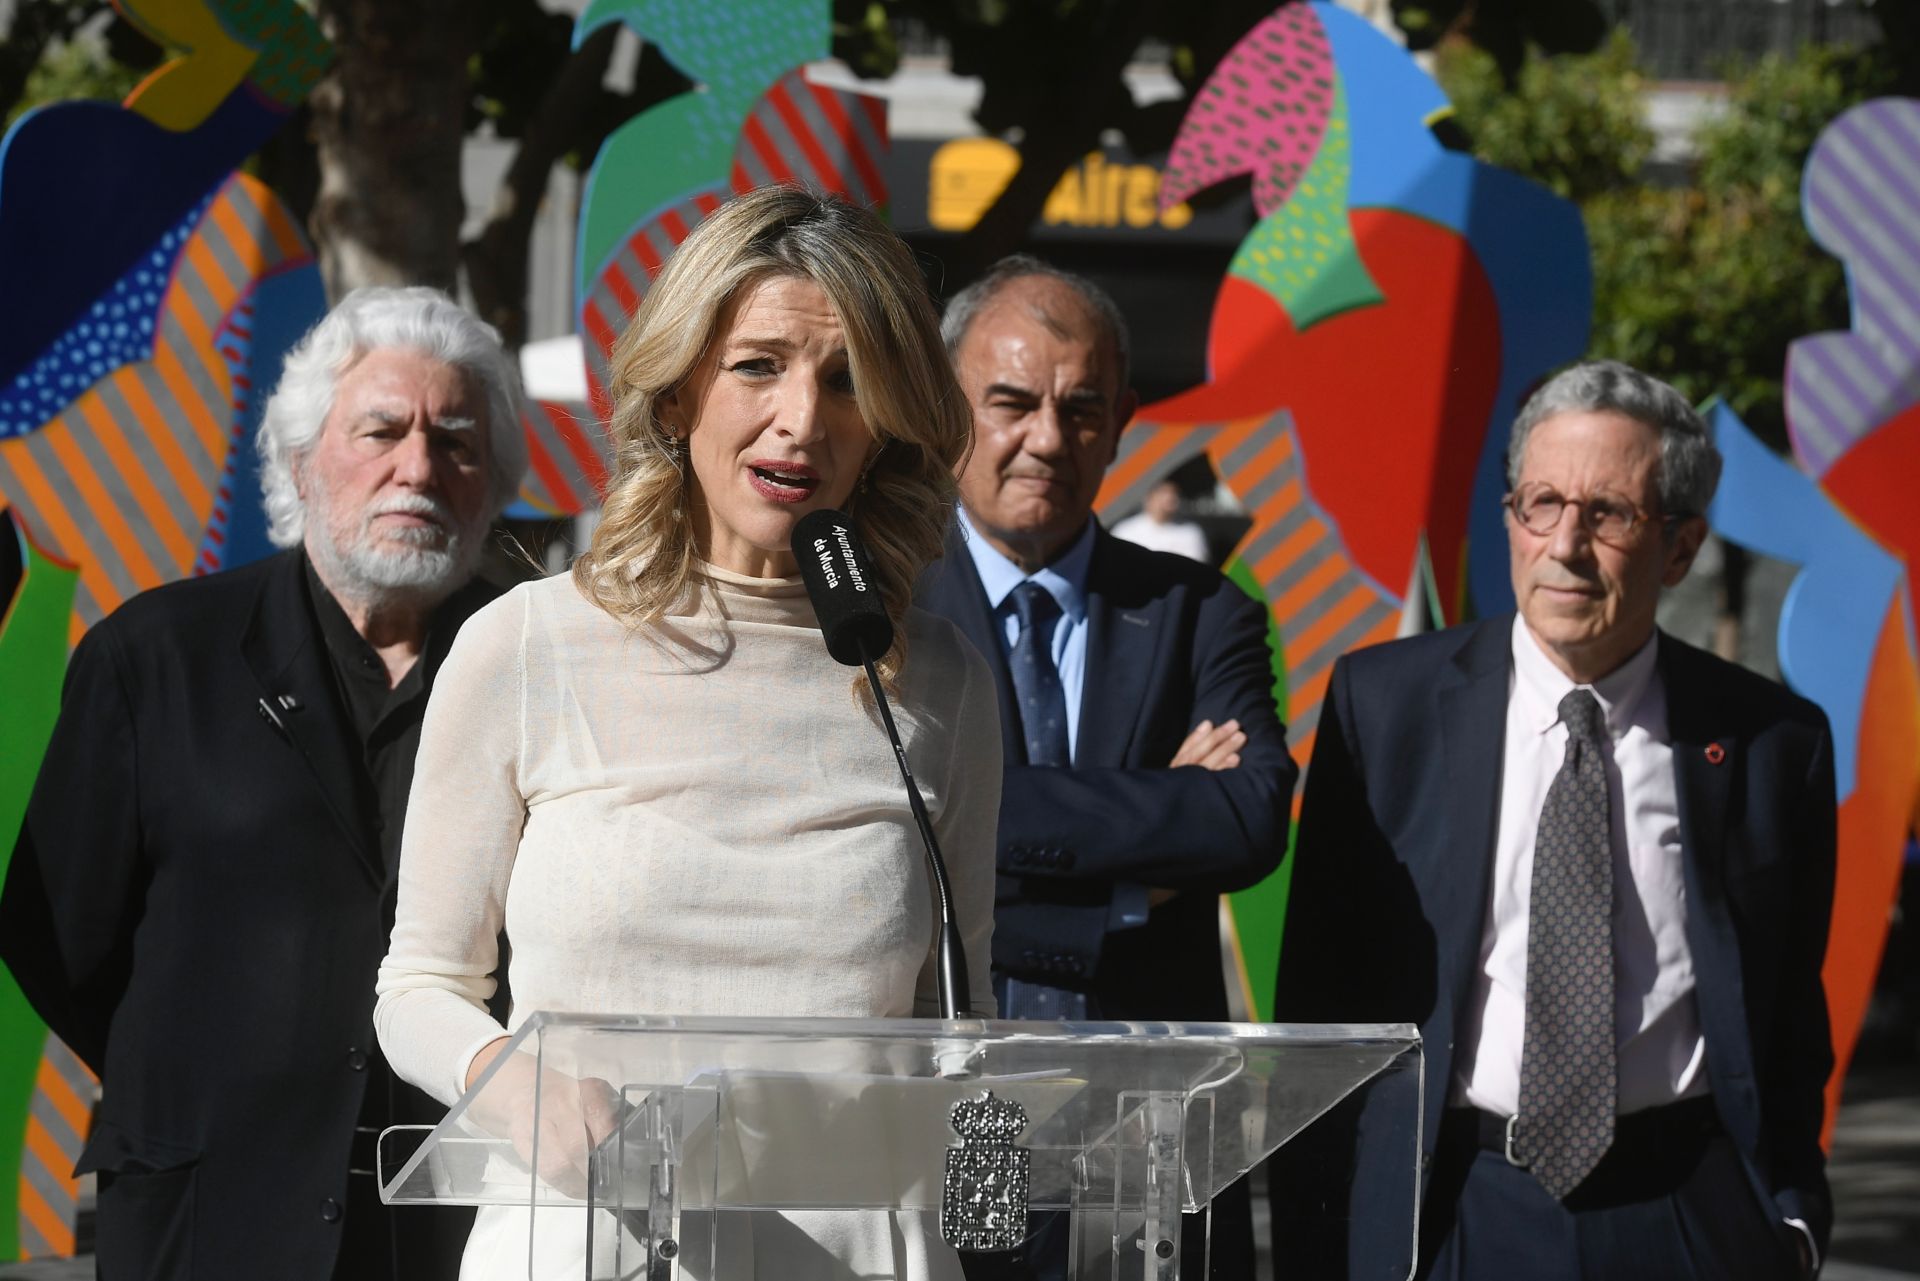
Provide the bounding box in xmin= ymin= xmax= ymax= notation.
xmin=375 ymin=188 xmax=1001 ymax=1279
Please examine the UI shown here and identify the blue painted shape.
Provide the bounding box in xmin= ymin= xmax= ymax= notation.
xmin=0 ymin=88 xmax=290 ymax=386
xmin=0 ymin=194 xmax=212 ymax=439
xmin=1706 ymin=400 xmax=1902 ymax=798
xmin=1317 ymin=3 xmax=1449 ymax=211
xmin=1457 ymin=164 xmax=1594 ymax=620
xmin=1314 ymin=4 xmax=1593 ymax=620
xmin=208 ymin=265 xmax=327 ymax=572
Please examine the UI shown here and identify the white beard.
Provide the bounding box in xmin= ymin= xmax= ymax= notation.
xmin=305 ymin=486 xmax=486 ymax=606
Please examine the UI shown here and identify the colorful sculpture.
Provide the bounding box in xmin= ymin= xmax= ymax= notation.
xmin=1707 ymin=97 xmax=1920 ymax=1137
xmin=534 ymin=0 xmax=890 ymax=519
xmin=1096 ymin=0 xmax=1593 ymax=1016
xmin=0 ymin=0 xmax=331 ymax=1256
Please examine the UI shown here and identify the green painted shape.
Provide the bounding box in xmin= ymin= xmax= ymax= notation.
xmin=246 ymin=7 xmax=332 ymax=106
xmin=0 ymin=529 xmax=79 ymax=1260
xmin=573 ymin=0 xmax=831 ymax=296
xmin=1222 ymin=556 xmax=1292 ymax=1022
xmin=1229 ymin=76 xmax=1383 ymax=330
xmin=576 ymin=97 xmax=735 ymax=299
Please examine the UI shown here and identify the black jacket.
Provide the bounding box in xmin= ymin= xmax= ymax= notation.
xmin=915 ymin=524 xmax=1298 ymax=1020
xmin=0 ymin=548 xmax=495 ymax=1280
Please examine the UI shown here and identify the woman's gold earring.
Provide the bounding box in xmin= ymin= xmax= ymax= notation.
xmin=857 ymin=445 xmax=884 ymax=495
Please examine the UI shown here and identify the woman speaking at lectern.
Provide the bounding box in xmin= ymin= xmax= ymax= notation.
xmin=374 ymin=187 xmax=1001 ymax=1278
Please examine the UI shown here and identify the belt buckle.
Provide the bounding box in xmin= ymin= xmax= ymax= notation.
xmin=1503 ymin=1114 xmax=1528 ymax=1168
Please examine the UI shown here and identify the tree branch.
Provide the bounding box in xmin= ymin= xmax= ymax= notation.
xmin=461 ymin=23 xmax=619 ymax=349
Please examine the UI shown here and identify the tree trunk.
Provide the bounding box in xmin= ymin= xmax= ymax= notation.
xmin=462 ymin=24 xmax=619 ymax=350
xmin=946 ymin=2 xmax=1165 ymax=282
xmin=309 ymin=0 xmax=480 ymax=299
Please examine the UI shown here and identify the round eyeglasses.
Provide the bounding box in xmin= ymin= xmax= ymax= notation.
xmin=1505 ymin=483 xmax=1686 ymax=545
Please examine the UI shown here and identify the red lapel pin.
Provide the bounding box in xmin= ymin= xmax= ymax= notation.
xmin=1705 ymin=742 xmax=1726 ymax=765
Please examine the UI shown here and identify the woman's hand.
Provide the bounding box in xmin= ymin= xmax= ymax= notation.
xmin=464 ymin=1038 xmax=625 ymax=1198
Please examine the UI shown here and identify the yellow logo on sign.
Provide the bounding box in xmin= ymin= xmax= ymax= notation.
xmin=929 ymin=139 xmax=1194 ymax=233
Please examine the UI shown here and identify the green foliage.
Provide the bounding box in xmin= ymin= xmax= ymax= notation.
xmin=1442 ymin=35 xmax=1897 ymax=449
xmin=1438 ymin=30 xmax=1653 ymax=202
xmin=5 ymin=31 xmax=144 ymax=129
xmin=1396 ymin=0 xmax=1607 ymax=82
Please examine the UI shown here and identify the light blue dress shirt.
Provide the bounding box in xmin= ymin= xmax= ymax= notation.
xmin=958 ymin=509 xmax=1094 ymax=761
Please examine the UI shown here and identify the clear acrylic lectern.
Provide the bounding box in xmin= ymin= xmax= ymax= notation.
xmin=379 ymin=1013 xmax=1420 ymax=1280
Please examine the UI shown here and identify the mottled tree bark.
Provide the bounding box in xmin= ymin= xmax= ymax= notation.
xmin=309 ymin=0 xmax=480 ymax=299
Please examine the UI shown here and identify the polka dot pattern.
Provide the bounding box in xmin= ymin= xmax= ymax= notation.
xmin=1517 ymin=687 xmax=1617 ymax=1199
xmin=1008 ymin=582 xmax=1068 ymax=769
xmin=0 ymin=196 xmax=207 ymax=439
xmin=1160 ymin=3 xmax=1334 ymax=217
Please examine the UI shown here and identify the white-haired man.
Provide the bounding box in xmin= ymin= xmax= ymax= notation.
xmin=1 ymin=287 xmax=527 ymax=1281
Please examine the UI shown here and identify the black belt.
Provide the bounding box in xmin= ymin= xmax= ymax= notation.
xmin=1444 ymin=1095 xmax=1721 ymax=1169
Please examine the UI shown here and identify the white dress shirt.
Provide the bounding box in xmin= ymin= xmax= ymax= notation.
xmin=1451 ymin=616 xmax=1710 ymax=1117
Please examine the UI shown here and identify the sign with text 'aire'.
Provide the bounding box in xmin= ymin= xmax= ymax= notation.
xmin=893 ymin=138 xmax=1254 ymax=246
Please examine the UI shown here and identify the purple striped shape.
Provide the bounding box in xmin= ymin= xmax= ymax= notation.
xmin=1788 ymin=99 xmax=1920 ymax=474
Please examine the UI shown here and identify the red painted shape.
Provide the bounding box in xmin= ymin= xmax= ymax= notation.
xmin=814 ymin=87 xmax=886 ymax=207
xmin=521 ymin=412 xmax=579 ymax=515
xmin=581 ymin=298 xmax=618 ymax=368
xmin=768 ymin=80 xmax=847 ymax=196
xmin=1823 ymin=597 xmax=1920 ymax=1143
xmin=602 ymin=255 xmax=640 ymax=317
xmin=1823 ymin=400 xmax=1920 ymax=604
xmin=741 ymin=114 xmax=798 ymax=187
xmin=1144 ymin=209 xmax=1502 ymax=610
xmin=548 ymin=402 xmax=610 ymax=496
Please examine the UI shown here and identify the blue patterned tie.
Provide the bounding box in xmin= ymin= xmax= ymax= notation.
xmin=1517 ymin=687 xmax=1617 ymax=1198
xmin=1008 ymin=582 xmax=1069 ymax=768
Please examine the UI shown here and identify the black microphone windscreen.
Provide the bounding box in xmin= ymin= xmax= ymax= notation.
xmin=792 ymin=509 xmax=895 ymax=667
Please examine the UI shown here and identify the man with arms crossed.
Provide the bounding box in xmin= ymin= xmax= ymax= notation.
xmin=1274 ymin=361 xmax=1833 ymax=1281
xmin=1 ymin=288 xmax=527 ymax=1280
xmin=918 ymin=256 xmax=1297 ymax=1277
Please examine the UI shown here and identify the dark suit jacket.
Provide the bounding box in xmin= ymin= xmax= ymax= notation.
xmin=915 ymin=524 xmax=1297 ymax=1022
xmin=1272 ymin=616 xmax=1836 ymax=1279
xmin=0 ymin=548 xmax=493 ymax=1281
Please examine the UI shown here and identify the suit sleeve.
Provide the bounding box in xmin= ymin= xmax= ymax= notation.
xmin=1274 ymin=652 xmax=1379 ymax=1021
xmin=0 ymin=620 xmax=146 ymax=1074
xmin=1267 ymin=652 xmax=1405 ymax=1278
xmin=991 ymin=579 xmax=1296 ymax=978
xmin=1769 ymin=716 xmax=1836 ymax=1254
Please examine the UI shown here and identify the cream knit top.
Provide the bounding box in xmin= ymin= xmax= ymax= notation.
xmin=375 ymin=565 xmax=1002 ymax=1106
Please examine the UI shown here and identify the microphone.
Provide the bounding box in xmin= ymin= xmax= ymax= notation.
xmin=792 ymin=509 xmax=972 ymax=1021
xmin=793 ymin=509 xmax=895 ymax=666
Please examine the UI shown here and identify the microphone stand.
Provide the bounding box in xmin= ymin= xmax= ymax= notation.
xmin=859 ymin=638 xmax=971 ymax=1020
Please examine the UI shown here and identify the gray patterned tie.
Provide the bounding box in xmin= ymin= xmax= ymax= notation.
xmin=1517 ymin=687 xmax=1616 ymax=1199
xmin=1008 ymin=582 xmax=1069 ymax=768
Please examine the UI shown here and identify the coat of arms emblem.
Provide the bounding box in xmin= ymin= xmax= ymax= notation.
xmin=941 ymin=1091 xmax=1031 ymax=1251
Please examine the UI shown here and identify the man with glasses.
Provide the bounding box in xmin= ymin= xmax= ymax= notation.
xmin=1271 ymin=361 xmax=1834 ymax=1281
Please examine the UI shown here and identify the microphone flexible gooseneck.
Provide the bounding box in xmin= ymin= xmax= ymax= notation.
xmin=791 ymin=508 xmax=971 ymax=1020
